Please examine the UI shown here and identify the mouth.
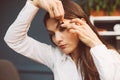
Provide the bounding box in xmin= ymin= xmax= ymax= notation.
xmin=59 ymin=44 xmax=67 ymax=49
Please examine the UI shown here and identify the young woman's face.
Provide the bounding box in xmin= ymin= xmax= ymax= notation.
xmin=46 ymin=18 xmax=79 ymax=54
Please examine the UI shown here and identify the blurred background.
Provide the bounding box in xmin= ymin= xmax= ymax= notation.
xmin=0 ymin=0 xmax=120 ymax=80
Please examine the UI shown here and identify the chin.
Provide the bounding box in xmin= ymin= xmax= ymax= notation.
xmin=61 ymin=49 xmax=73 ymax=55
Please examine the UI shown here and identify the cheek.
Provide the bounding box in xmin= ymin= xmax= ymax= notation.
xmin=64 ymin=32 xmax=79 ymax=48
xmin=62 ymin=34 xmax=79 ymax=54
xmin=70 ymin=37 xmax=79 ymax=48
xmin=49 ymin=36 xmax=56 ymax=44
xmin=66 ymin=32 xmax=79 ymax=42
xmin=50 ymin=36 xmax=58 ymax=46
xmin=68 ymin=33 xmax=79 ymax=45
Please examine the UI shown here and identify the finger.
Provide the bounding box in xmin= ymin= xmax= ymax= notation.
xmin=61 ymin=22 xmax=79 ymax=32
xmin=53 ymin=1 xmax=64 ymax=20
xmin=60 ymin=22 xmax=73 ymax=29
xmin=48 ymin=7 xmax=55 ymax=18
xmin=53 ymin=3 xmax=60 ymax=17
xmin=56 ymin=1 xmax=65 ymax=20
xmin=69 ymin=29 xmax=77 ymax=34
xmin=48 ymin=0 xmax=58 ymax=18
xmin=70 ymin=18 xmax=91 ymax=31
xmin=70 ymin=18 xmax=86 ymax=25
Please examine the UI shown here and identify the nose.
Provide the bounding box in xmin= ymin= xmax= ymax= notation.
xmin=54 ymin=32 xmax=63 ymax=45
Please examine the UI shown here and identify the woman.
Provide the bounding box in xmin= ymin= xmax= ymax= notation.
xmin=4 ymin=0 xmax=120 ymax=80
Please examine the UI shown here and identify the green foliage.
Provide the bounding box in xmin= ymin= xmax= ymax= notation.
xmin=78 ymin=0 xmax=120 ymax=15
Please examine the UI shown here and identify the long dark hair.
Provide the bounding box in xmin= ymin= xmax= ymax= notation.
xmin=44 ymin=0 xmax=118 ymax=80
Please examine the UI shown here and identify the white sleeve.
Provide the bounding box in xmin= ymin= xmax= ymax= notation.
xmin=90 ymin=45 xmax=120 ymax=80
xmin=4 ymin=1 xmax=56 ymax=70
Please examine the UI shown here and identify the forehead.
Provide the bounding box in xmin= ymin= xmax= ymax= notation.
xmin=46 ymin=18 xmax=70 ymax=31
xmin=46 ymin=18 xmax=58 ymax=30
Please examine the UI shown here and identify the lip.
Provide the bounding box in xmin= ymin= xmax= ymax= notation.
xmin=59 ymin=44 xmax=67 ymax=49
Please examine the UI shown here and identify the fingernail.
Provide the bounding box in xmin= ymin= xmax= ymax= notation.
xmin=61 ymin=23 xmax=65 ymax=27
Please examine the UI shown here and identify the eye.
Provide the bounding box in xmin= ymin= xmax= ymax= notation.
xmin=59 ymin=26 xmax=67 ymax=32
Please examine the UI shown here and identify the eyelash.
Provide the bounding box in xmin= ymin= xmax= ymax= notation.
xmin=49 ymin=27 xmax=67 ymax=37
xmin=59 ymin=26 xmax=67 ymax=32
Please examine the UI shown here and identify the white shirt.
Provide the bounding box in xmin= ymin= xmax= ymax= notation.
xmin=4 ymin=1 xmax=120 ymax=80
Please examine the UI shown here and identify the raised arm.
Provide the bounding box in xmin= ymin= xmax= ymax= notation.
xmin=61 ymin=17 xmax=120 ymax=80
xmin=4 ymin=0 xmax=64 ymax=69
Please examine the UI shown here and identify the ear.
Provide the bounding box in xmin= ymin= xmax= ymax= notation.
xmin=81 ymin=18 xmax=86 ymax=23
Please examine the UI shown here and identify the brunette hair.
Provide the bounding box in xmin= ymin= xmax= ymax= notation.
xmin=44 ymin=0 xmax=118 ymax=80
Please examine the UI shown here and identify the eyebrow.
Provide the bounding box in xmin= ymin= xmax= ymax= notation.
xmin=47 ymin=21 xmax=64 ymax=32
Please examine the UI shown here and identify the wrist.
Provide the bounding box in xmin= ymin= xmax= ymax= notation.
xmin=90 ymin=40 xmax=104 ymax=48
